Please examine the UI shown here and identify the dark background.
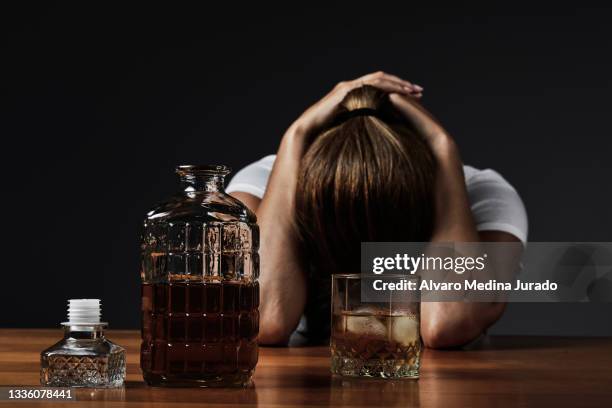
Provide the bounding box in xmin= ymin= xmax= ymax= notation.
xmin=2 ymin=4 xmax=611 ymax=335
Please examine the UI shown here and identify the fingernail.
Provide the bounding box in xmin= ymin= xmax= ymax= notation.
xmin=413 ymin=84 xmax=424 ymax=91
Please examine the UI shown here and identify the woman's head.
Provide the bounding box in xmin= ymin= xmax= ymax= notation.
xmin=295 ymin=85 xmax=436 ymax=274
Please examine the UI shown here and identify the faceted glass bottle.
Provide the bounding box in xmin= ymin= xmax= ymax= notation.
xmin=140 ymin=165 xmax=260 ymax=387
xmin=41 ymin=300 xmax=126 ymax=387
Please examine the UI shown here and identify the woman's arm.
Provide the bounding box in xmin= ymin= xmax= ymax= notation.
xmin=230 ymin=131 xmax=308 ymax=345
xmin=237 ymin=72 xmax=422 ymax=345
xmin=389 ymin=94 xmax=523 ymax=348
xmin=249 ymin=129 xmax=308 ymax=345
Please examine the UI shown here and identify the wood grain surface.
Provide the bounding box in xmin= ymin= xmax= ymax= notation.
xmin=0 ymin=329 xmax=611 ymax=407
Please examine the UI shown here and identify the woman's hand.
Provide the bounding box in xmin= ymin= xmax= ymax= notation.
xmin=288 ymin=71 xmax=423 ymax=141
xmin=388 ymin=92 xmax=460 ymax=165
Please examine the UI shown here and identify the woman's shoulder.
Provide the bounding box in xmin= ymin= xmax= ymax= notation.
xmin=226 ymin=155 xmax=276 ymax=198
xmin=253 ymin=154 xmax=276 ymax=169
xmin=463 ymin=165 xmax=515 ymax=189
xmin=463 ymin=165 xmax=528 ymax=244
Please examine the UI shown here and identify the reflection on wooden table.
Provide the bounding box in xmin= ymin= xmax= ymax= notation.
xmin=1 ymin=329 xmax=611 ymax=407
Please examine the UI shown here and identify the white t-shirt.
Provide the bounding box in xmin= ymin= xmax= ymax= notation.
xmin=227 ymin=155 xmax=528 ymax=244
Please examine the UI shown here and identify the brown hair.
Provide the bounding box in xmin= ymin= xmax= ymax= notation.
xmin=295 ymin=85 xmax=436 ymax=275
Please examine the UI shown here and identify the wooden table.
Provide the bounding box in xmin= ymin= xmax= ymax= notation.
xmin=1 ymin=329 xmax=611 ymax=407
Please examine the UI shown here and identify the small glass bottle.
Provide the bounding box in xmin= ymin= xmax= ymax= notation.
xmin=40 ymin=299 xmax=126 ymax=387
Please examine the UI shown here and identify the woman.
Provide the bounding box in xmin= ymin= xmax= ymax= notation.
xmin=227 ymin=72 xmax=528 ymax=348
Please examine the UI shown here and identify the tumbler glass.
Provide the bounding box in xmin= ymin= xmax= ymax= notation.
xmin=330 ymin=274 xmax=421 ymax=379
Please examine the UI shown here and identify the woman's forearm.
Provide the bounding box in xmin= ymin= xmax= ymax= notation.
xmin=256 ymin=127 xmax=308 ymax=344
xmin=391 ymin=103 xmax=504 ymax=348
xmin=389 ymin=92 xmax=480 ymax=241
xmin=421 ymin=143 xmax=508 ymax=348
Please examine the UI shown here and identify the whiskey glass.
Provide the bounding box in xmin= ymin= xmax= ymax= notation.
xmin=330 ymin=274 xmax=421 ymax=379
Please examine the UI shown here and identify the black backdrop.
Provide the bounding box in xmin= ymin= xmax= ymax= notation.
xmin=2 ymin=4 xmax=611 ymax=334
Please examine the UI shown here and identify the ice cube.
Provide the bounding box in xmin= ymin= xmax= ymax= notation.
xmin=390 ymin=315 xmax=419 ymax=346
xmin=346 ymin=315 xmax=387 ymax=337
xmin=353 ymin=306 xmax=384 ymax=315
xmin=333 ymin=313 xmax=347 ymax=333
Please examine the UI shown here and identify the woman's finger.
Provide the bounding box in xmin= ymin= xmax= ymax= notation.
xmin=352 ymin=72 xmax=424 ymax=97
xmin=362 ymin=72 xmax=422 ymax=94
xmin=398 ymin=80 xmax=423 ymax=94
xmin=381 ymin=73 xmax=418 ymax=92
xmin=362 ymin=77 xmax=413 ymax=95
xmin=360 ymin=71 xmax=412 ymax=87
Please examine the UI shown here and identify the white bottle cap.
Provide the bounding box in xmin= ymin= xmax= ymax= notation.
xmin=64 ymin=299 xmax=103 ymax=325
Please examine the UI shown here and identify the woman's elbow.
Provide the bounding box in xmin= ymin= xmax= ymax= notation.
xmin=258 ymin=318 xmax=293 ymax=346
xmin=421 ymin=314 xmax=482 ymax=349
xmin=421 ymin=303 xmax=505 ymax=349
xmin=421 ymin=323 xmax=467 ymax=349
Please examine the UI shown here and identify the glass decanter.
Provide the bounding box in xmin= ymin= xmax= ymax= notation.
xmin=40 ymin=299 xmax=126 ymax=387
xmin=140 ymin=165 xmax=260 ymax=387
